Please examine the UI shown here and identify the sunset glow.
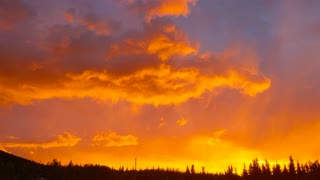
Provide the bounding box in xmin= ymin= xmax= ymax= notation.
xmin=1 ymin=0 xmax=320 ymax=173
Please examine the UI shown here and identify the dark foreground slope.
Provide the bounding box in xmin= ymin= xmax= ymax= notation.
xmin=1 ymin=150 xmax=320 ymax=180
xmin=0 ymin=150 xmax=44 ymax=179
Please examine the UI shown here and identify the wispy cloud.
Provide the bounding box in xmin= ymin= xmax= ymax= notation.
xmin=0 ymin=132 xmax=81 ymax=149
xmin=64 ymin=8 xmax=75 ymax=23
xmin=105 ymin=19 xmax=197 ymax=61
xmin=80 ymin=13 xmax=118 ymax=36
xmin=191 ymin=129 xmax=226 ymax=147
xmin=176 ymin=118 xmax=187 ymax=126
xmin=158 ymin=117 xmax=167 ymax=128
xmin=0 ymin=145 xmax=8 ymax=152
xmin=92 ymin=132 xmax=138 ymax=147
xmin=123 ymin=0 xmax=197 ymax=22
xmin=63 ymin=9 xmax=119 ymax=36
xmin=207 ymin=129 xmax=226 ymax=146
xmin=146 ymin=0 xmax=197 ymax=22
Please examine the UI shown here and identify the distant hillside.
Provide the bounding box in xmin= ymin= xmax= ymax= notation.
xmin=0 ymin=150 xmax=40 ymax=166
xmin=0 ymin=150 xmax=44 ymax=179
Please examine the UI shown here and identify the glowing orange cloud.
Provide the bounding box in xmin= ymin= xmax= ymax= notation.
xmin=0 ymin=63 xmax=270 ymax=105
xmin=88 ymin=64 xmax=267 ymax=101
xmin=159 ymin=117 xmax=167 ymax=128
xmin=92 ymin=132 xmax=138 ymax=147
xmin=146 ymin=0 xmax=197 ymax=22
xmin=176 ymin=118 xmax=187 ymax=126
xmin=106 ymin=22 xmax=197 ymax=61
xmin=147 ymin=34 xmax=197 ymax=61
xmin=0 ymin=145 xmax=8 ymax=152
xmin=0 ymin=132 xmax=81 ymax=150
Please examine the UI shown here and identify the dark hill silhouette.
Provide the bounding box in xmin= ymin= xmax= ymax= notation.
xmin=1 ymin=150 xmax=320 ymax=180
xmin=0 ymin=150 xmax=44 ymax=179
xmin=0 ymin=150 xmax=40 ymax=166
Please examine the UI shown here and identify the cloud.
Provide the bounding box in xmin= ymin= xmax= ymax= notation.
xmin=0 ymin=0 xmax=33 ymax=31
xmin=0 ymin=57 xmax=270 ymax=106
xmin=0 ymin=62 xmax=270 ymax=106
xmin=80 ymin=13 xmax=117 ymax=36
xmin=176 ymin=118 xmax=187 ymax=126
xmin=146 ymin=0 xmax=197 ymax=22
xmin=43 ymin=24 xmax=110 ymax=58
xmin=7 ymin=136 xmax=19 ymax=140
xmin=0 ymin=10 xmax=270 ymax=106
xmin=65 ymin=8 xmax=75 ymax=23
xmin=0 ymin=145 xmax=8 ymax=152
xmin=207 ymin=129 xmax=226 ymax=146
xmin=191 ymin=129 xmax=227 ymax=147
xmin=124 ymin=0 xmax=197 ymax=22
xmin=159 ymin=117 xmax=167 ymax=128
xmin=92 ymin=132 xmax=138 ymax=147
xmin=63 ymin=10 xmax=119 ymax=36
xmin=106 ymin=19 xmax=197 ymax=62
xmin=0 ymin=132 xmax=81 ymax=149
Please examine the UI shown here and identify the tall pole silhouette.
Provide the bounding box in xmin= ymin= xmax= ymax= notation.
xmin=134 ymin=157 xmax=137 ymax=180
xmin=135 ymin=157 xmax=137 ymax=171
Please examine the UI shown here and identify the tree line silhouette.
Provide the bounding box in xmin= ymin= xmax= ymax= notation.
xmin=1 ymin=150 xmax=320 ymax=180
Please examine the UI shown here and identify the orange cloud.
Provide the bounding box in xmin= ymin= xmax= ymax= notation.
xmin=0 ymin=145 xmax=8 ymax=152
xmin=0 ymin=15 xmax=270 ymax=107
xmin=29 ymin=62 xmax=43 ymax=71
xmin=81 ymin=14 xmax=112 ymax=36
xmin=190 ymin=129 xmax=226 ymax=147
xmin=147 ymin=34 xmax=197 ymax=61
xmin=159 ymin=117 xmax=167 ymax=128
xmin=121 ymin=0 xmax=197 ymax=22
xmin=65 ymin=8 xmax=75 ymax=23
xmin=106 ymin=20 xmax=197 ymax=61
xmin=146 ymin=0 xmax=197 ymax=22
xmin=207 ymin=129 xmax=225 ymax=146
xmin=63 ymin=10 xmax=118 ymax=36
xmin=73 ymin=64 xmax=269 ymax=102
xmin=0 ymin=132 xmax=81 ymax=150
xmin=0 ymin=63 xmax=270 ymax=105
xmin=92 ymin=132 xmax=138 ymax=147
xmin=176 ymin=118 xmax=187 ymax=126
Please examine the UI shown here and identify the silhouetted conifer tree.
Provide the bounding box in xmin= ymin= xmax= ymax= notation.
xmin=248 ymin=158 xmax=262 ymax=177
xmin=297 ymin=161 xmax=303 ymax=177
xmin=261 ymin=159 xmax=271 ymax=177
xmin=283 ymin=164 xmax=289 ymax=176
xmin=67 ymin=160 xmax=74 ymax=167
xmin=272 ymin=163 xmax=282 ymax=176
xmin=201 ymin=166 xmax=205 ymax=174
xmin=289 ymin=156 xmax=296 ymax=176
xmin=185 ymin=166 xmax=190 ymax=174
xmin=225 ymin=165 xmax=234 ymax=175
xmin=191 ymin=164 xmax=195 ymax=175
xmin=242 ymin=164 xmax=248 ymax=177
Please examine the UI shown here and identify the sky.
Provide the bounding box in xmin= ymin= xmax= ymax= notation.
xmin=0 ymin=0 xmax=320 ymax=173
